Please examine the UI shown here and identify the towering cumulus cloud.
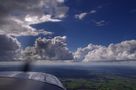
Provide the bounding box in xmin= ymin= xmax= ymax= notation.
xmin=0 ymin=0 xmax=68 ymax=36
xmin=21 ymin=36 xmax=73 ymax=60
xmin=0 ymin=0 xmax=71 ymax=61
xmin=74 ymin=40 xmax=136 ymax=62
xmin=0 ymin=35 xmax=20 ymax=60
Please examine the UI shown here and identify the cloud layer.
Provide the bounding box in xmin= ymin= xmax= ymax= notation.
xmin=0 ymin=0 xmax=68 ymax=36
xmin=74 ymin=40 xmax=136 ymax=62
xmin=0 ymin=35 xmax=135 ymax=62
xmin=21 ymin=36 xmax=73 ymax=60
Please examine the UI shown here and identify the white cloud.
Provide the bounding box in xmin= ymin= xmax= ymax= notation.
xmin=74 ymin=40 xmax=136 ymax=62
xmin=0 ymin=34 xmax=21 ymax=60
xmin=0 ymin=0 xmax=69 ymax=36
xmin=75 ymin=10 xmax=96 ymax=20
xmin=25 ymin=15 xmax=62 ymax=24
xmin=0 ymin=17 xmax=53 ymax=36
xmin=75 ymin=12 xmax=88 ymax=20
xmin=21 ymin=36 xmax=73 ymax=60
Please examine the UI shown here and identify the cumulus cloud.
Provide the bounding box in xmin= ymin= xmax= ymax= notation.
xmin=0 ymin=0 xmax=71 ymax=61
xmin=74 ymin=40 xmax=136 ymax=62
xmin=21 ymin=36 xmax=73 ymax=60
xmin=0 ymin=0 xmax=69 ymax=36
xmin=0 ymin=35 xmax=21 ymax=60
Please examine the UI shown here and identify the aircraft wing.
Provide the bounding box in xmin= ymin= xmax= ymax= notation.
xmin=0 ymin=72 xmax=65 ymax=90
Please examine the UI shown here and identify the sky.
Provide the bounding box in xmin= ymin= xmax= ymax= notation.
xmin=18 ymin=0 xmax=136 ymax=51
xmin=0 ymin=0 xmax=136 ymax=62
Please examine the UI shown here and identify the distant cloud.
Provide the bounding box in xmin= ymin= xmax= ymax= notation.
xmin=0 ymin=0 xmax=69 ymax=36
xmin=75 ymin=12 xmax=88 ymax=20
xmin=130 ymin=9 xmax=136 ymax=13
xmin=1 ymin=35 xmax=136 ymax=62
xmin=75 ymin=10 xmax=96 ymax=20
xmin=57 ymin=0 xmax=65 ymax=3
xmin=92 ymin=20 xmax=108 ymax=26
xmin=97 ymin=5 xmax=103 ymax=9
xmin=21 ymin=36 xmax=73 ymax=60
xmin=0 ymin=35 xmax=20 ymax=61
xmin=90 ymin=10 xmax=97 ymax=14
xmin=74 ymin=40 xmax=136 ymax=62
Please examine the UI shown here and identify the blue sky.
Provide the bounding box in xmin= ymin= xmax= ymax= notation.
xmin=17 ymin=0 xmax=136 ymax=51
